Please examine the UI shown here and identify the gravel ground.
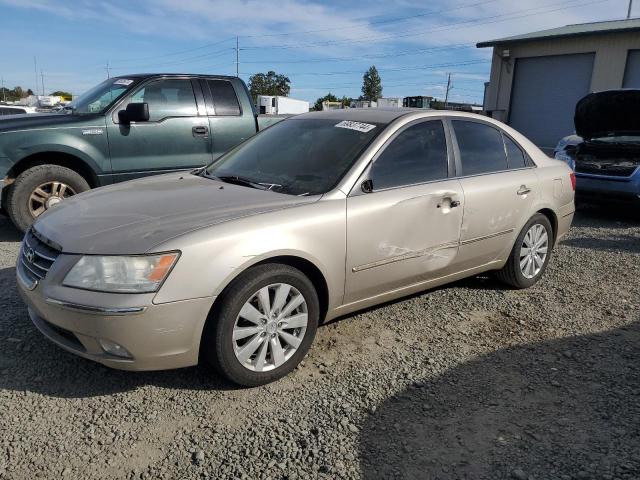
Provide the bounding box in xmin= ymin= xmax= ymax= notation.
xmin=0 ymin=205 xmax=638 ymax=480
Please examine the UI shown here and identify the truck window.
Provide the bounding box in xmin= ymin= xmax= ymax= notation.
xmin=206 ymin=80 xmax=241 ymax=116
xmin=128 ymin=79 xmax=197 ymax=121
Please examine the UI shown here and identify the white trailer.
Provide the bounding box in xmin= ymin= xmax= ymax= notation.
xmin=258 ymin=95 xmax=309 ymax=115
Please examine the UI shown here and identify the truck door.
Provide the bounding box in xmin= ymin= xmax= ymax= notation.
xmin=201 ymin=79 xmax=258 ymax=161
xmin=107 ymin=78 xmax=212 ymax=182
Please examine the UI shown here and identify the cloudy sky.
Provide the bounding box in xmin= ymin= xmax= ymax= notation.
xmin=0 ymin=0 xmax=635 ymax=103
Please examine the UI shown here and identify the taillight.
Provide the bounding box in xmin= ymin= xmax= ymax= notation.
xmin=569 ymin=172 xmax=576 ymax=191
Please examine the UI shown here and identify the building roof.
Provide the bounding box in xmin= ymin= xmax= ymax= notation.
xmin=477 ymin=17 xmax=640 ymax=48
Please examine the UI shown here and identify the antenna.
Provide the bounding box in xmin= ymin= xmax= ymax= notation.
xmin=33 ymin=57 xmax=38 ymax=96
xmin=627 ymin=0 xmax=634 ymax=18
xmin=106 ymin=61 xmax=111 ymax=78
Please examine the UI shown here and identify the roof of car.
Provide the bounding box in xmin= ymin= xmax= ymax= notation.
xmin=293 ymin=108 xmax=427 ymax=124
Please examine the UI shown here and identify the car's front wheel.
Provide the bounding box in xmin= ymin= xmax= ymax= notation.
xmin=204 ymin=263 xmax=319 ymax=387
xmin=495 ymin=213 xmax=554 ymax=289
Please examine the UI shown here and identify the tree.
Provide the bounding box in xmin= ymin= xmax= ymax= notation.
xmin=313 ymin=93 xmax=338 ymax=111
xmin=50 ymin=90 xmax=72 ymax=99
xmin=361 ymin=65 xmax=382 ymax=102
xmin=248 ymin=71 xmax=290 ymax=101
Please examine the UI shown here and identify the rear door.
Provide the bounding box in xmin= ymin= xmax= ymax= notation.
xmin=345 ymin=119 xmax=464 ymax=304
xmin=449 ymin=119 xmax=538 ymax=270
xmin=107 ymin=77 xmax=212 ymax=182
xmin=201 ymin=79 xmax=258 ymax=161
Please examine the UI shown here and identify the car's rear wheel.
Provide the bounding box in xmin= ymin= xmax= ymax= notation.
xmin=204 ymin=263 xmax=319 ymax=387
xmin=495 ymin=213 xmax=553 ymax=289
xmin=6 ymin=164 xmax=89 ymax=232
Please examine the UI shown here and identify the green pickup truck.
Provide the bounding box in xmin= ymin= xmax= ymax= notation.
xmin=0 ymin=74 xmax=287 ymax=231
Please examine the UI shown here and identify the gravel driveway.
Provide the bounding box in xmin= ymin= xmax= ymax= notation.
xmin=0 ymin=206 xmax=638 ymax=480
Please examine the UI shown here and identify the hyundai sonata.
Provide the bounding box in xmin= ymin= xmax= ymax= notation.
xmin=17 ymin=109 xmax=575 ymax=386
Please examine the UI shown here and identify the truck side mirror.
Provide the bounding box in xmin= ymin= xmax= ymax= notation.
xmin=118 ymin=102 xmax=149 ymax=123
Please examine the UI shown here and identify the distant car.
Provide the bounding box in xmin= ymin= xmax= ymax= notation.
xmin=17 ymin=109 xmax=575 ymax=386
xmin=554 ymin=90 xmax=640 ymax=203
xmin=0 ymin=105 xmax=37 ymax=115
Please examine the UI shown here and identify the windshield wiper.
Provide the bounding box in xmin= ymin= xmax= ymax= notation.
xmin=216 ymin=175 xmax=281 ymax=191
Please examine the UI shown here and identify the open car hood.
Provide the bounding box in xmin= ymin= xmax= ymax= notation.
xmin=574 ymin=90 xmax=640 ymax=140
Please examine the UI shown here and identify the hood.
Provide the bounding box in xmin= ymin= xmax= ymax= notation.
xmin=574 ymin=90 xmax=640 ymax=140
xmin=0 ymin=113 xmax=102 ymax=133
xmin=33 ymin=172 xmax=318 ymax=255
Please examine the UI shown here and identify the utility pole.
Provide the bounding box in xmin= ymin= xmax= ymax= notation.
xmin=40 ymin=70 xmax=45 ymax=96
xmin=444 ymin=73 xmax=452 ymax=108
xmin=1 ymin=76 xmax=5 ymax=102
xmin=235 ymin=36 xmax=239 ymax=77
xmin=33 ymin=57 xmax=38 ymax=97
xmin=106 ymin=61 xmax=111 ymax=78
xmin=627 ymin=0 xmax=634 ymax=18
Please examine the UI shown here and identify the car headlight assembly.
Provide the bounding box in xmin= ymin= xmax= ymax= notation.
xmin=63 ymin=253 xmax=179 ymax=293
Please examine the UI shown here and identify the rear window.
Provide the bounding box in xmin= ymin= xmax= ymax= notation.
xmin=452 ymin=120 xmax=508 ymax=176
xmin=207 ymin=80 xmax=241 ymax=116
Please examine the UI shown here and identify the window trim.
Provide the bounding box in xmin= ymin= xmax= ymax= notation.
xmin=202 ymin=78 xmax=243 ymax=117
xmin=446 ymin=118 xmax=536 ymax=179
xmin=110 ymin=76 xmax=199 ymax=124
xmin=350 ymin=117 xmax=455 ymax=196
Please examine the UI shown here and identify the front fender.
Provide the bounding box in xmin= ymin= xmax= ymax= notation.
xmin=152 ymin=198 xmax=347 ymax=312
xmin=0 ymin=121 xmax=110 ymax=176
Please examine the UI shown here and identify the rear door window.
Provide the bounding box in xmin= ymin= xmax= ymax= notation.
xmin=452 ymin=120 xmax=508 ymax=176
xmin=370 ymin=120 xmax=449 ymax=190
xmin=503 ymin=134 xmax=528 ymax=169
xmin=206 ymin=80 xmax=241 ymax=116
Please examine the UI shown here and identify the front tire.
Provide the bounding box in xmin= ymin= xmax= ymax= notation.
xmin=6 ymin=164 xmax=89 ymax=232
xmin=495 ymin=213 xmax=554 ymax=289
xmin=204 ymin=263 xmax=319 ymax=387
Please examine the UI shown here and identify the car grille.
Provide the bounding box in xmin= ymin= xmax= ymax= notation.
xmin=575 ymin=162 xmax=638 ymax=177
xmin=20 ymin=229 xmax=61 ymax=282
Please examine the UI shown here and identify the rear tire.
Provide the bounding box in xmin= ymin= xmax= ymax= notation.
xmin=6 ymin=164 xmax=89 ymax=232
xmin=203 ymin=263 xmax=319 ymax=387
xmin=495 ymin=213 xmax=554 ymax=289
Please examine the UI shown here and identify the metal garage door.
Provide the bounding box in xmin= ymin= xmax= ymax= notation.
xmin=508 ymin=53 xmax=594 ymax=153
xmin=623 ymin=50 xmax=640 ymax=87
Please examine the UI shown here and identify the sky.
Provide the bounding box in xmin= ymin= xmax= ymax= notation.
xmin=0 ymin=0 xmax=636 ymax=105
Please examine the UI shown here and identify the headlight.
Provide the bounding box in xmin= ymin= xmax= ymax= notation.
xmin=63 ymin=253 xmax=179 ymax=293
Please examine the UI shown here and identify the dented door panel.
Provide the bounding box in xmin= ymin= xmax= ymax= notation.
xmin=345 ymin=180 xmax=464 ymax=303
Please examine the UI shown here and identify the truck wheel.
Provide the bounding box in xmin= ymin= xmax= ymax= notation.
xmin=6 ymin=164 xmax=89 ymax=232
xmin=204 ymin=263 xmax=319 ymax=387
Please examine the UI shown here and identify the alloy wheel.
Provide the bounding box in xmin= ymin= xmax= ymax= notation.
xmin=28 ymin=181 xmax=76 ymax=218
xmin=232 ymin=283 xmax=308 ymax=372
xmin=519 ymin=223 xmax=549 ymax=279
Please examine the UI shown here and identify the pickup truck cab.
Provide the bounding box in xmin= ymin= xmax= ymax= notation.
xmin=0 ymin=74 xmax=284 ymax=231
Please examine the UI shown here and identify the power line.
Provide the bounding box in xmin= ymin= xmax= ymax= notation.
xmin=240 ymin=0 xmax=611 ymax=50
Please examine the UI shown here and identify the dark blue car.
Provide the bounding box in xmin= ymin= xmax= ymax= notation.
xmin=554 ymin=90 xmax=640 ymax=203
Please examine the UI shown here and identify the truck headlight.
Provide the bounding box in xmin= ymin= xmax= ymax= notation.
xmin=63 ymin=253 xmax=179 ymax=293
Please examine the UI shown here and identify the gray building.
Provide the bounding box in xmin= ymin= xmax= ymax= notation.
xmin=478 ymin=18 xmax=640 ymax=152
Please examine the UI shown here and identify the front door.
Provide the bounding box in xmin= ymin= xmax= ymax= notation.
xmin=449 ymin=119 xmax=538 ymax=270
xmin=345 ymin=119 xmax=464 ymax=304
xmin=107 ymin=78 xmax=212 ymax=182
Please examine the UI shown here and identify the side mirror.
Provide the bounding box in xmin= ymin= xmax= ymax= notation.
xmin=361 ymin=179 xmax=373 ymax=193
xmin=118 ymin=102 xmax=149 ymax=124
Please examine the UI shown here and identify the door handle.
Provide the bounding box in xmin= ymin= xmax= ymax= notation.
xmin=437 ymin=198 xmax=461 ymax=209
xmin=517 ymin=185 xmax=531 ymax=196
xmin=192 ymin=126 xmax=209 ymax=137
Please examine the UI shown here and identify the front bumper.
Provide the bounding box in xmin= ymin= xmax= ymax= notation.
xmin=17 ymin=255 xmax=214 ymax=371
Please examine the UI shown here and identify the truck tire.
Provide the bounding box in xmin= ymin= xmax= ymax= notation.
xmin=6 ymin=164 xmax=89 ymax=232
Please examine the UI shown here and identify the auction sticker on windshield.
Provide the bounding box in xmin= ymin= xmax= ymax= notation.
xmin=335 ymin=121 xmax=377 ymax=133
xmin=113 ymin=79 xmax=134 ymax=86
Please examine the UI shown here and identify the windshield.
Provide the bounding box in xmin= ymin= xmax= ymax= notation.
xmin=204 ymin=118 xmax=384 ymax=195
xmin=65 ymin=77 xmax=140 ymax=114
